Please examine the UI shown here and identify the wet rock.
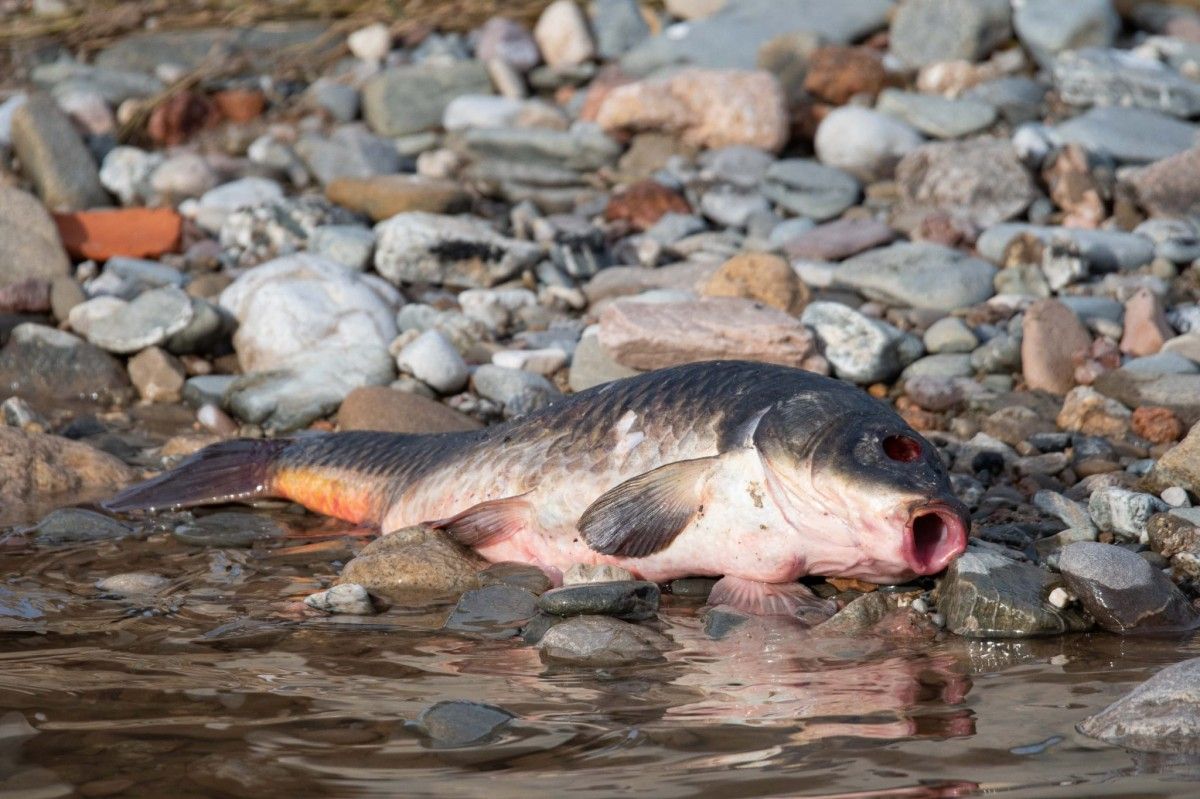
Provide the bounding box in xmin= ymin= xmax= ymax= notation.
xmin=814 ymin=107 xmax=924 ymax=182
xmin=309 ymin=225 xmax=375 ymax=272
xmin=876 ymin=89 xmax=997 ymax=140
xmin=597 ymin=297 xmax=816 ymax=370
xmin=889 ymin=0 xmax=1010 ymax=69
xmin=702 ymin=252 xmax=808 ymax=314
xmin=534 ymin=0 xmax=596 ymax=67
xmin=1058 ymin=542 xmax=1198 ymax=633
xmin=417 ymin=700 xmax=514 ymax=747
xmin=562 ymin=563 xmax=634 ymax=585
xmin=336 ymin=525 xmax=485 ymax=602
xmin=596 ymin=68 xmax=788 ymax=152
xmin=337 ymin=386 xmax=482 ymax=434
xmin=305 ymin=583 xmax=377 ymax=615
xmin=1056 ymin=386 xmax=1131 ymax=438
xmin=10 ymin=94 xmax=110 ymax=211
xmin=702 ymin=605 xmax=750 ymax=639
xmin=172 ymin=512 xmax=285 ymax=548
xmin=937 ymin=548 xmax=1090 ymax=637
xmin=669 ymin=577 xmax=718 ymax=599
xmin=896 ymin=138 xmax=1036 ymax=227
xmin=1089 ymin=488 xmax=1168 ymax=544
xmin=127 ymin=346 xmax=186 ymax=403
xmin=801 ymin=301 xmax=912 ymax=384
xmin=374 ymin=212 xmax=542 ymax=289
xmin=1054 ymin=48 xmax=1200 ymax=119
xmin=96 ymin=572 xmax=169 ymax=597
xmin=326 ymin=175 xmax=468 ymax=222
xmin=1055 ymin=107 xmax=1198 ymax=165
xmin=395 ymin=330 xmax=469 ymax=394
xmin=443 ymin=584 xmax=540 ymax=636
xmin=0 ymin=428 xmax=135 ymax=505
xmin=362 ymin=61 xmax=493 ymax=136
xmin=538 ymin=615 xmax=669 ymax=665
xmin=833 ymin=242 xmax=995 ymax=312
xmin=1120 ymin=288 xmax=1172 ymax=358
xmin=538 ymin=581 xmax=659 ymax=620
xmin=1013 ymin=0 xmax=1117 ymax=65
xmin=1021 ymin=299 xmax=1091 ymax=396
xmin=0 ymin=187 xmax=72 ymax=287
xmin=1078 ymin=657 xmax=1200 ymax=754
xmin=478 ymin=562 xmax=553 ymax=595
xmin=0 ymin=323 xmax=130 ymax=404
xmin=33 ymin=507 xmax=133 ymax=544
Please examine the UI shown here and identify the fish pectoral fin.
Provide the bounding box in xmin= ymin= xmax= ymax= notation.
xmin=579 ymin=456 xmax=719 ymax=558
xmin=430 ymin=494 xmax=533 ymax=548
xmin=708 ymin=576 xmax=836 ymax=623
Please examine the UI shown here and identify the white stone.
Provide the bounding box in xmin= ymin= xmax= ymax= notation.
xmin=1163 ymin=486 xmax=1191 ymax=508
xmin=492 ymin=347 xmax=568 ymax=375
xmin=815 ymin=106 xmax=925 ymax=182
xmin=395 ymin=329 xmax=469 ymax=394
xmin=458 ymin=287 xmax=538 ymax=331
xmin=442 ymin=95 xmax=524 ymax=131
xmin=149 ymin=152 xmax=217 ymax=199
xmin=534 ymin=0 xmax=597 ymax=68
xmin=99 ymin=146 xmax=163 ymax=206
xmin=348 ymin=22 xmax=392 ymax=63
xmin=1048 ymin=586 xmax=1072 ymax=609
xmin=198 ymin=177 xmax=284 ymax=212
xmin=96 ymin=572 xmax=169 ymax=596
xmin=55 ymin=88 xmax=114 ymax=135
xmin=308 ymin=225 xmax=375 ymax=272
xmin=305 ymin=583 xmax=375 ymax=615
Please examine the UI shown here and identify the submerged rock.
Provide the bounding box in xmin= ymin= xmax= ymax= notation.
xmin=417 ymin=700 xmax=515 ymax=747
xmin=34 ymin=508 xmax=133 ymax=544
xmin=443 ymin=584 xmax=539 ymax=637
xmin=538 ymin=615 xmax=670 ymax=665
xmin=305 ymin=583 xmax=376 ymax=615
xmin=1078 ymin=657 xmax=1200 ymax=754
xmin=172 ymin=512 xmax=285 ymax=548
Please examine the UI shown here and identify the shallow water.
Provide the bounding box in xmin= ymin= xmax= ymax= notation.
xmin=3 ymin=507 xmax=1200 ymax=799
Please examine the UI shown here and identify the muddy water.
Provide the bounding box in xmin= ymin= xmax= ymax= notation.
xmin=3 ymin=504 xmax=1200 ymax=799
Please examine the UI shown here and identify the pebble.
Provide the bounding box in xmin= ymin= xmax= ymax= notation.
xmin=977 ymin=224 xmax=1154 ymax=273
xmin=0 ymin=187 xmax=72 ymax=287
xmin=304 ymin=583 xmax=376 ymax=615
xmin=896 ymin=138 xmax=1037 ymax=227
xmin=800 ymin=301 xmax=911 ymax=384
xmin=1053 ymin=47 xmax=1200 ymax=119
xmin=1088 ymin=488 xmax=1169 ymax=543
xmin=478 ymin=562 xmax=553 ymax=595
xmin=0 ymin=323 xmax=130 ymax=404
xmin=923 ymin=317 xmax=978 ymax=354
xmin=877 ymin=90 xmax=997 ymax=140
xmin=1120 ymin=288 xmax=1172 ymax=358
xmin=1055 ymin=106 xmax=1199 ymax=165
xmin=396 ymin=330 xmax=469 ymax=394
xmin=592 ymin=0 xmax=650 ymax=59
xmin=491 ymin=347 xmax=568 ymax=376
xmin=172 ymin=512 xmax=285 ymax=548
xmin=1013 ymin=0 xmax=1118 ymax=65
xmin=34 ymin=507 xmax=133 ymax=544
xmin=444 ymin=584 xmax=540 ymax=637
xmin=1058 ymin=542 xmax=1198 ymax=633
xmin=374 ymin=212 xmax=543 ymax=289
xmin=308 ymin=225 xmax=375 ymax=272
xmin=362 ymin=61 xmax=493 ymax=137
xmin=475 ymin=17 xmax=541 ymax=71
xmin=471 ymin=364 xmax=561 ymax=417
xmin=69 ymin=287 xmax=194 ymax=355
xmin=96 ymin=572 xmax=169 ymax=597
xmin=833 ymin=242 xmax=996 ymax=312
xmin=337 ymin=386 xmax=481 ymax=434
xmin=814 ymin=107 xmax=924 ymax=182
xmin=336 ymin=525 xmax=484 ymax=602
xmin=10 ymin=93 xmax=110 ymax=211
xmin=701 ymin=252 xmax=808 ymax=314
xmin=761 ymin=159 xmax=859 ymax=221
xmin=889 ymin=0 xmax=1011 ymax=69
xmin=127 ymin=346 xmax=186 ymax=403
xmin=534 ymin=0 xmax=597 ymax=68
xmin=538 ymin=615 xmax=669 ymax=665
xmin=347 ymin=22 xmax=391 ymax=63
xmin=417 ymin=701 xmax=514 ymax=747
xmin=538 ymin=580 xmax=660 ymax=620
xmin=1079 ymin=656 xmax=1200 ymax=755
xmin=1020 ymin=299 xmax=1091 ymax=396
xmin=568 ymin=331 xmax=640 ymax=391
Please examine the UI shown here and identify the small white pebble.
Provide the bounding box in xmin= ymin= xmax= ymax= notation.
xmin=304 ymin=583 xmax=375 ymax=615
xmin=910 ymin=597 xmax=929 ymax=614
xmin=1048 ymin=587 xmax=1072 ymax=609
xmin=96 ymin=572 xmax=170 ymax=596
xmin=929 ymin=612 xmax=945 ymax=628
xmin=1050 ymin=654 xmax=1070 ymax=666
xmin=1162 ymin=486 xmax=1191 ymax=508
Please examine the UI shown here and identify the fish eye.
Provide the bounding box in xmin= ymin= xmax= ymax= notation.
xmin=882 ymin=434 xmax=921 ymax=463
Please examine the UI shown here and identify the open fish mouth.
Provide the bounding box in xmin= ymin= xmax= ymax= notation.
xmin=903 ymin=502 xmax=969 ymax=575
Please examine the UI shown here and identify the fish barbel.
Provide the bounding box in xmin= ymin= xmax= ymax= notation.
xmin=106 ymin=361 xmax=969 ymax=615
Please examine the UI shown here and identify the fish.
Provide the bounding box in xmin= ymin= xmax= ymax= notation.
xmin=104 ymin=360 xmax=969 ymax=616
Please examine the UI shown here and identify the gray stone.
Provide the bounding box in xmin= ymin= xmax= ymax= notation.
xmin=834 ymin=242 xmax=997 ymax=312
xmin=562 ymin=563 xmax=634 ymax=585
xmin=219 ymin=196 xmax=360 ymax=266
xmin=94 ymin=24 xmax=331 ymax=75
xmin=620 ymin=0 xmax=893 ymax=74
xmin=362 ymin=61 xmax=493 ymax=136
xmin=92 ymin=256 xmax=185 ymax=299
xmin=889 ymin=0 xmax=1011 ymax=69
xmin=307 ymin=78 xmax=360 ymax=123
xmin=472 ymin=364 xmax=561 ymax=417
xmin=182 ymin=375 xmax=237 ymax=408
xmin=971 ymin=332 xmax=1021 ymax=373
xmin=459 ymin=125 xmax=622 ymax=171
xmin=0 ymin=187 xmax=72 ymax=288
xmin=699 ymin=186 xmax=770 ymax=228
xmin=161 ymin=295 xmax=225 ymax=354
xmin=475 ymin=17 xmax=540 ymax=71
xmin=591 ymin=0 xmax=650 ymax=58
xmin=901 ymin=353 xmax=973 ymax=380
xmin=1136 ymin=218 xmax=1200 ymax=264
xmin=443 ymin=584 xmax=540 ymax=637
xmin=1053 ymin=48 xmax=1200 ymax=118
xmin=1088 ymin=488 xmax=1169 ymax=544
xmin=308 ymin=225 xmax=375 ymax=272
xmin=374 ymin=212 xmax=543 ymax=289
xmin=876 ymin=89 xmax=997 ymax=140
xmin=1059 ymin=542 xmax=1198 ymax=633
xmin=1013 ymin=0 xmax=1118 ymax=65
xmin=1078 ymin=657 xmax=1200 ymax=754
xmin=538 ymin=581 xmax=660 ymax=620
xmin=569 ymin=331 xmax=640 ymax=391
xmin=304 ymin=583 xmax=376 ymax=615
xmin=703 ymin=605 xmax=750 ymax=639
xmin=1123 ymin=353 xmax=1199 ymax=376
xmin=938 ymin=548 xmax=1091 ymax=637
xmin=172 ymin=512 xmax=285 ymax=548
xmin=669 ymin=577 xmax=718 ymax=599
xmin=294 ymin=126 xmax=402 ymax=185
xmin=896 ymin=137 xmax=1037 ymax=227
xmin=396 ymin=330 xmax=469 ymax=394
xmin=1034 ymin=490 xmax=1098 ymax=534
xmin=800 ymin=301 xmax=909 ymax=384
xmin=1055 ymin=107 xmax=1200 ymax=165
xmin=478 ymin=562 xmax=553 ymax=595
xmin=761 ymin=159 xmax=859 ymax=221
xmin=417 ymin=701 xmax=515 ymax=747
xmin=1059 ymin=296 xmax=1124 ymax=325
xmin=10 ymin=94 xmax=110 ymax=211
xmin=924 ymin=317 xmax=978 ymax=354
xmin=1093 ymin=369 xmax=1200 ymax=425
xmin=976 ymin=224 xmax=1153 ymax=272
xmin=224 ymin=362 xmax=391 ymax=433
xmin=32 ymin=61 xmax=164 ymax=105
xmin=965 ymin=77 xmax=1047 ymax=125
xmin=34 ymin=507 xmax=133 ymax=544
xmin=68 ymin=287 xmax=194 ymax=355
xmin=538 ymin=615 xmax=670 ymax=665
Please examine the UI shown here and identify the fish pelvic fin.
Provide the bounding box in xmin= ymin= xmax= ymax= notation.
xmin=708 ymin=576 xmax=836 ymax=622
xmin=104 ymin=439 xmax=289 ymax=513
xmin=430 ymin=494 xmax=535 ymax=548
xmin=579 ymin=456 xmax=719 ymax=558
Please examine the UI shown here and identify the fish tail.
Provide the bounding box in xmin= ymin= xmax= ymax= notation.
xmin=104 ymin=438 xmax=289 ymax=513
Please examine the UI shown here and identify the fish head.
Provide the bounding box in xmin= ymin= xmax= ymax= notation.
xmin=756 ymin=404 xmax=968 ymax=582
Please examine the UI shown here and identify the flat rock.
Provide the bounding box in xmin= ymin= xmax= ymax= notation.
xmin=1055 ymin=107 xmax=1200 ymax=165
xmin=68 ymin=287 xmax=194 ymax=355
xmin=10 ymin=94 xmax=109 ymax=211
xmin=34 ymin=507 xmax=133 ymax=545
xmin=1093 ymin=370 xmax=1200 ymax=426
xmin=597 ymin=297 xmax=816 ymax=370
xmin=538 ymin=615 xmax=670 ymax=665
xmin=0 ymin=428 xmax=135 ymax=506
xmin=337 ymin=386 xmax=481 ymax=434
xmin=877 ymin=89 xmax=997 ymax=139
xmin=0 ymin=187 xmax=72 ymax=288
xmin=760 ymin=159 xmax=859 ymax=220
xmin=896 ymin=137 xmax=1036 ymax=227
xmin=976 ymin=224 xmax=1154 ymax=272
xmin=336 ymin=525 xmax=485 ymax=602
xmin=362 ymin=60 xmax=494 ymax=137
xmin=1058 ymin=542 xmax=1198 ymax=633
xmin=1053 ymin=47 xmax=1200 ymax=118
xmin=782 ymin=217 xmax=895 ymax=261
xmin=938 ymin=548 xmax=1091 ymax=637
xmin=0 ymin=323 xmax=130 ymax=404
xmin=443 ymin=584 xmax=539 ymax=637
xmin=374 ymin=212 xmax=542 ymax=289
xmin=833 ymin=242 xmax=996 ymax=311
xmin=1078 ymin=657 xmax=1200 ymax=754
xmin=172 ymin=512 xmax=285 ymax=548
xmin=537 ymin=581 xmax=660 ymax=620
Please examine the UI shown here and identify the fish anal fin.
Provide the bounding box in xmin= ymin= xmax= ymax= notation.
xmin=709 ymin=576 xmax=836 ymax=623
xmin=579 ymin=456 xmax=718 ymax=558
xmin=431 ymin=495 xmax=533 ymax=548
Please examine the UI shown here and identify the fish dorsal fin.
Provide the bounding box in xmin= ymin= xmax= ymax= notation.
xmin=579 ymin=456 xmax=719 ymax=558
xmin=430 ymin=494 xmax=533 ymax=548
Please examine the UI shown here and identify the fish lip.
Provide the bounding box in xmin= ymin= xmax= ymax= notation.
xmin=902 ymin=500 xmax=969 ymax=576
